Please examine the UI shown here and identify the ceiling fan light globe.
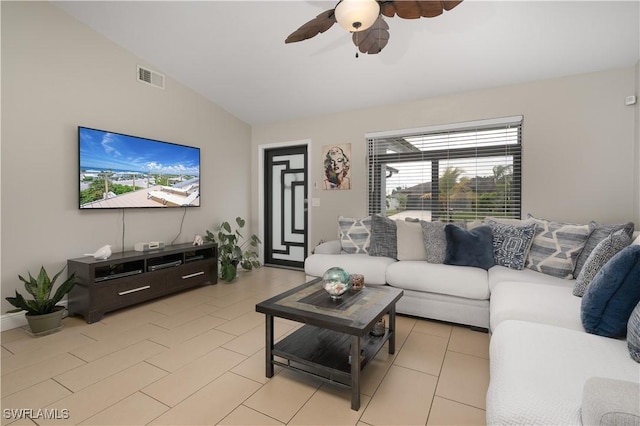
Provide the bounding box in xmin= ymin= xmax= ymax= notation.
xmin=334 ymin=0 xmax=380 ymax=32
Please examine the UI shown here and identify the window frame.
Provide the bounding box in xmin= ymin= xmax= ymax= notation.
xmin=366 ymin=116 xmax=523 ymax=221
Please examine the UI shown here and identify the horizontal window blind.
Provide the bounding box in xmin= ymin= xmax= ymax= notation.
xmin=367 ymin=116 xmax=522 ymax=222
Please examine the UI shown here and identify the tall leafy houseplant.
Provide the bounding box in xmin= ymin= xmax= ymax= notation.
xmin=5 ymin=266 xmax=76 ymax=335
xmin=206 ymin=217 xmax=261 ymax=282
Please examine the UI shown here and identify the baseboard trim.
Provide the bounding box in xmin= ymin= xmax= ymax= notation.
xmin=1 ymin=311 xmax=27 ymax=332
xmin=1 ymin=301 xmax=68 ymax=332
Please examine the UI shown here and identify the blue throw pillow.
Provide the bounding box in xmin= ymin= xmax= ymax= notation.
xmin=444 ymin=224 xmax=494 ymax=270
xmin=581 ymin=245 xmax=640 ymax=338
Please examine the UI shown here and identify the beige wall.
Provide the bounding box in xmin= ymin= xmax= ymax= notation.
xmin=1 ymin=2 xmax=252 ymax=312
xmin=252 ymin=67 xmax=639 ymax=250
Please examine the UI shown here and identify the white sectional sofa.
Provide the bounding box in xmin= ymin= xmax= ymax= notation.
xmin=304 ymin=215 xmax=640 ymax=425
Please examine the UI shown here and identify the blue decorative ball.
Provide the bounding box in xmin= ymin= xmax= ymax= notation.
xmin=322 ymin=267 xmax=351 ymax=299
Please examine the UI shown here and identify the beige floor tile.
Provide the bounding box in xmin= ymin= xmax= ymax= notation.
xmin=218 ymin=405 xmax=284 ymax=426
xmin=43 ymin=362 xmax=167 ymax=425
xmin=243 ymin=369 xmax=323 ymax=423
xmin=149 ymin=302 xmax=221 ymax=329
xmin=392 ymin=331 xmax=448 ymax=376
xmin=147 ymin=292 xmax=217 ymax=316
xmin=1 ymin=380 xmax=72 ymax=422
xmin=0 ymin=268 xmax=492 ymax=426
xmin=359 ymin=345 xmax=396 ymax=397
xmin=71 ymin=323 xmax=166 ymax=362
xmin=97 ymin=308 xmax=167 ymax=332
xmin=1 ymin=327 xmax=29 ymax=345
xmin=436 ymin=351 xmax=490 ymax=410
xmin=361 ymin=365 xmax=437 ymax=425
xmin=215 ymin=311 xmax=265 ymax=336
xmin=1 ymin=353 xmax=86 ymax=397
xmin=230 ymin=349 xmax=282 ymax=384
xmin=289 ymin=384 xmax=372 ymax=425
xmin=1 ymin=333 xmax=95 ymax=375
xmin=1 ymin=346 xmax=14 ymax=357
xmin=149 ymin=372 xmax=261 ymax=425
xmin=448 ymin=327 xmax=490 ymax=359
xmin=79 ymin=392 xmax=169 ymax=425
xmin=1 ymin=328 xmax=94 ymax=356
xmin=145 ymin=328 xmax=236 ymax=372
xmin=142 ymin=347 xmax=246 ymax=407
xmin=150 ymin=314 xmax=228 ymax=348
xmin=412 ymin=319 xmax=454 ymax=339
xmin=427 ymin=396 xmax=487 ymax=426
xmin=222 ymin=321 xmax=294 ymax=357
xmin=211 ymin=297 xmax=263 ymax=320
xmin=54 ymin=340 xmax=166 ymax=392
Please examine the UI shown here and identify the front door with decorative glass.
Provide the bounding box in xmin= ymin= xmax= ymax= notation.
xmin=264 ymin=145 xmax=308 ymax=269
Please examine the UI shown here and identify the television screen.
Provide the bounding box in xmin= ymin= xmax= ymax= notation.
xmin=78 ymin=127 xmax=200 ymax=209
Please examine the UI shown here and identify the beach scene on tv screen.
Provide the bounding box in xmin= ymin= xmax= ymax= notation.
xmin=79 ymin=128 xmax=200 ymax=208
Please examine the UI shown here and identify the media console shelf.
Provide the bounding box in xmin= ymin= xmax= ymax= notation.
xmin=67 ymin=242 xmax=217 ymax=323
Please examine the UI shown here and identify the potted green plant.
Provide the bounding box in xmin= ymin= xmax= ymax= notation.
xmin=5 ymin=266 xmax=76 ymax=336
xmin=205 ymin=217 xmax=261 ymax=282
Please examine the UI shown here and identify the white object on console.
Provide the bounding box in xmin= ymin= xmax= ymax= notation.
xmin=84 ymin=244 xmax=112 ymax=260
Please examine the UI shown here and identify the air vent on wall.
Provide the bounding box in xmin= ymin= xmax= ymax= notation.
xmin=137 ymin=65 xmax=165 ymax=89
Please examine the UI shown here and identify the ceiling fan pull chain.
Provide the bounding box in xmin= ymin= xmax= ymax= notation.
xmin=355 ymin=32 xmax=359 ymax=58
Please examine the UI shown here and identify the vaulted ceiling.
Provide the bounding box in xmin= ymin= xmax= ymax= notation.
xmin=55 ymin=1 xmax=640 ymax=125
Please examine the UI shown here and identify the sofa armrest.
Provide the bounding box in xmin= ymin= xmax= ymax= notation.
xmin=314 ymin=240 xmax=342 ymax=255
xmin=581 ymin=377 xmax=640 ymax=426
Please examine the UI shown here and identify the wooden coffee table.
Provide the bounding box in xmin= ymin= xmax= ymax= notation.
xmin=255 ymin=277 xmax=403 ymax=410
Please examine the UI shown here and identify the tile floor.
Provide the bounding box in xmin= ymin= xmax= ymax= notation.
xmin=1 ymin=267 xmax=490 ymax=426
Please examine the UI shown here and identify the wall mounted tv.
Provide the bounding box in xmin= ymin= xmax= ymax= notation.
xmin=79 ymin=127 xmax=201 ymax=209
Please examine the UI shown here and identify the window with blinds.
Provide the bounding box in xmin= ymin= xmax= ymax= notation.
xmin=367 ymin=116 xmax=522 ymax=221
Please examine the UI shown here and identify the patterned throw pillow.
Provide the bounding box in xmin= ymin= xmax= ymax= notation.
xmin=628 ymin=302 xmax=640 ymax=363
xmin=573 ymin=229 xmax=631 ymax=297
xmin=338 ymin=216 xmax=371 ymax=254
xmin=420 ymin=221 xmax=448 ymax=263
xmin=421 ymin=221 xmax=467 ymax=263
xmin=526 ymin=215 xmax=592 ymax=279
xmin=486 ymin=220 xmax=537 ymax=270
xmin=574 ymin=222 xmax=635 ymax=277
xmin=369 ymin=214 xmax=397 ymax=259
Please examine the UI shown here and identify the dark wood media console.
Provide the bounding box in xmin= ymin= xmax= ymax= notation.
xmin=67 ymin=242 xmax=217 ymax=323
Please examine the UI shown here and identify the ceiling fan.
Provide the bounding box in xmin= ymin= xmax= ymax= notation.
xmin=285 ymin=0 xmax=463 ymax=55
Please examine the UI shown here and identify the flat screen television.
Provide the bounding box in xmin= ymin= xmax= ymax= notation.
xmin=78 ymin=127 xmax=201 ymax=209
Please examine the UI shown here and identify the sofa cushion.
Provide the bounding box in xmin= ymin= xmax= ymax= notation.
xmin=490 ymin=281 xmax=583 ymax=332
xmin=444 ymin=224 xmax=495 ymax=270
xmin=486 ymin=320 xmax=639 ymax=426
xmin=573 ymin=229 xmax=631 ymax=297
xmin=420 ymin=221 xmax=448 ymax=263
xmin=396 ymin=220 xmax=427 ymax=261
xmin=369 ymin=214 xmax=397 ymax=259
xmin=486 ymin=220 xmax=537 ymax=270
xmin=581 ymin=377 xmax=640 ymax=426
xmin=526 ymin=215 xmax=592 ymax=279
xmin=628 ymin=302 xmax=640 ymax=363
xmin=386 ymin=261 xmax=490 ymax=300
xmin=574 ymin=221 xmax=635 ymax=277
xmin=581 ymin=245 xmax=640 ymax=338
xmin=304 ymin=253 xmax=395 ymax=286
xmin=488 ymin=265 xmax=570 ymax=292
xmin=338 ymin=216 xmax=371 ymax=254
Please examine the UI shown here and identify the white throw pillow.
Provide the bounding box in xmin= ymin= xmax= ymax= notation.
xmin=396 ymin=220 xmax=427 ymax=261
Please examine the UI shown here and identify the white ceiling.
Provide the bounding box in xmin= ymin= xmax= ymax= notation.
xmin=54 ymin=1 xmax=640 ymax=126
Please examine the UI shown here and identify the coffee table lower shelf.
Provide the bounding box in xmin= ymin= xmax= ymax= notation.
xmin=272 ymin=324 xmax=390 ymax=387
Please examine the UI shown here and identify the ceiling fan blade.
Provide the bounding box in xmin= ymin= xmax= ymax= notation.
xmin=379 ymin=1 xmax=462 ymax=19
xmin=285 ymin=9 xmax=337 ymax=44
xmin=352 ymin=16 xmax=390 ymax=55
